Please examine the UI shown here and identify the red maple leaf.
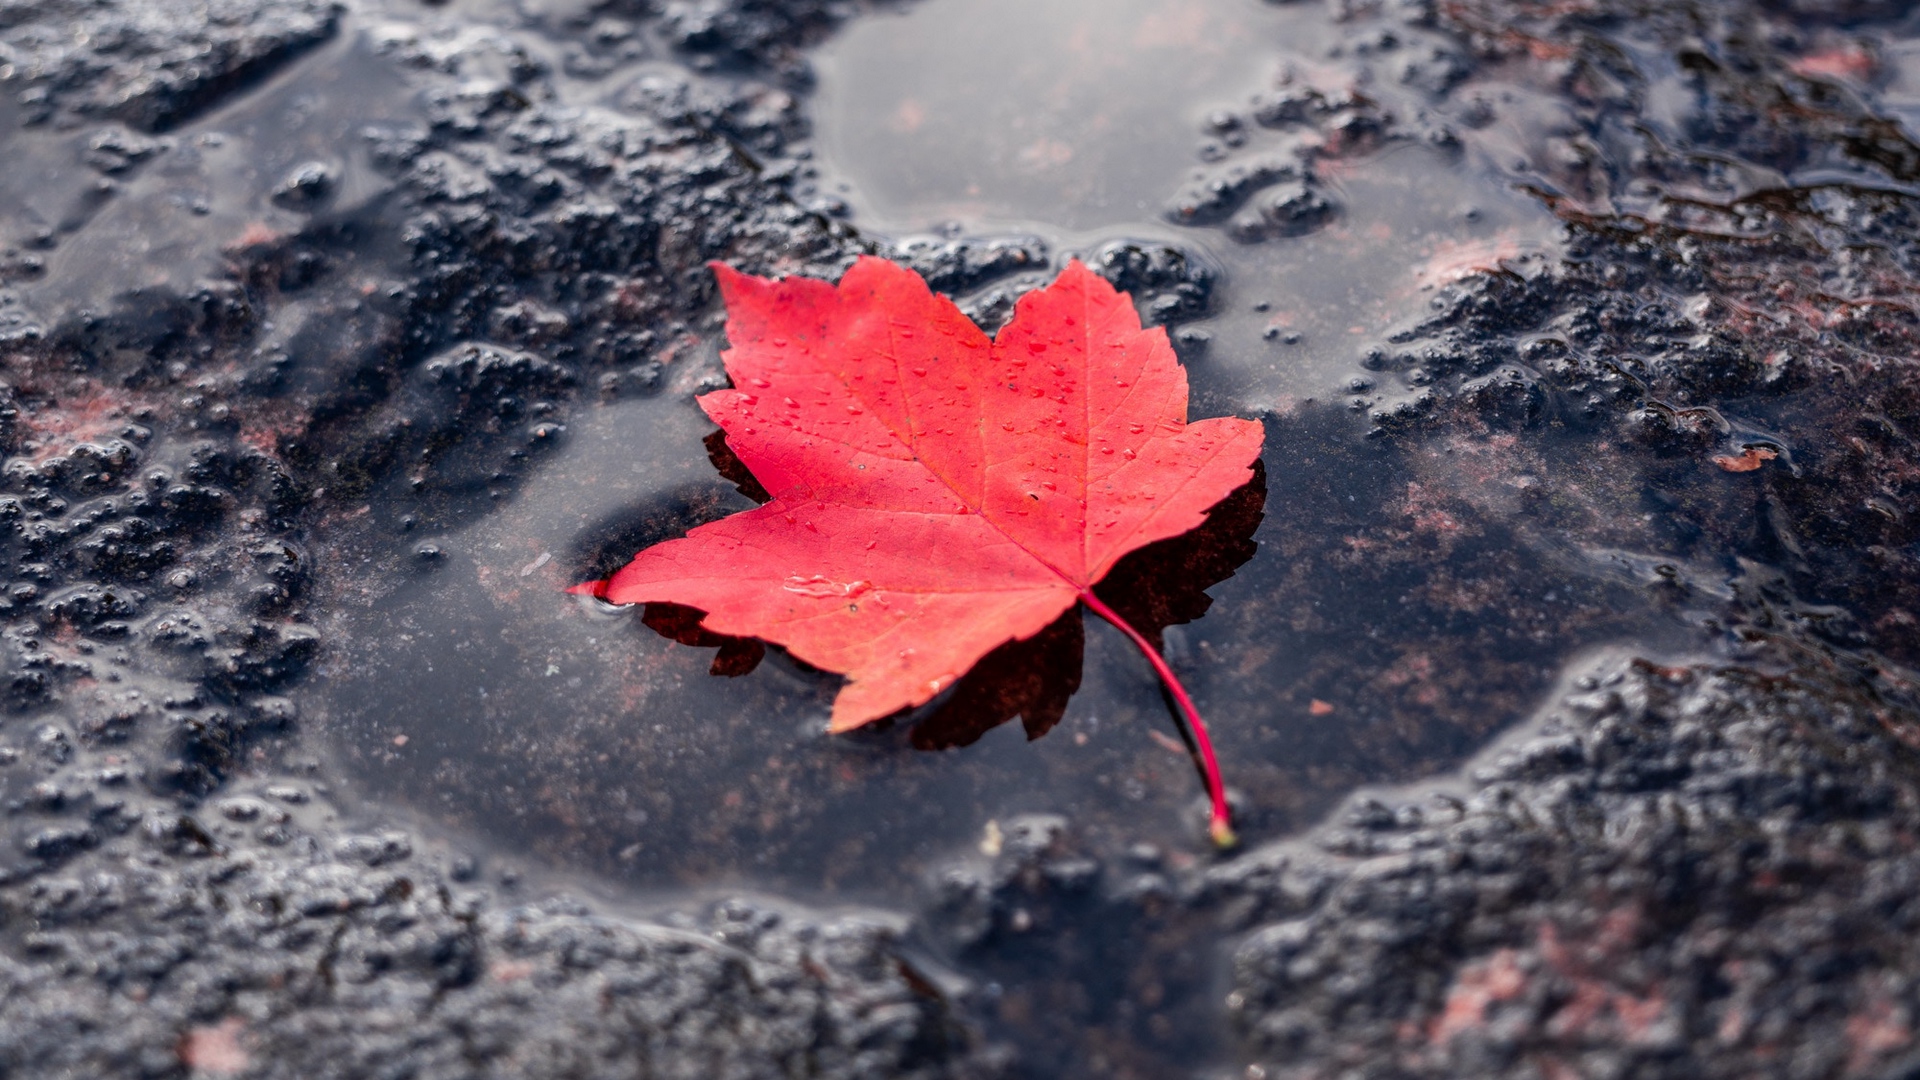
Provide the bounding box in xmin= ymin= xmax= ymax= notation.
xmin=575 ymin=256 xmax=1265 ymax=844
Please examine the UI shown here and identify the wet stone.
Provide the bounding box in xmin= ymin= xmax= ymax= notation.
xmin=888 ymin=234 xmax=1051 ymax=297
xmin=0 ymin=0 xmax=343 ymax=130
xmin=1226 ymin=181 xmax=1336 ymax=243
xmin=0 ymin=0 xmax=1917 ymax=1074
xmin=270 ymin=160 xmax=335 ymax=209
xmin=1211 ymin=649 xmax=1920 ymax=1079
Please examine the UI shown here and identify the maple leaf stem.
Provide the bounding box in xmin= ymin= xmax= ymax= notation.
xmin=1077 ymin=589 xmax=1237 ymax=849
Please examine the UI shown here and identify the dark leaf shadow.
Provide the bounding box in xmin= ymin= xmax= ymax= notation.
xmin=908 ymin=608 xmax=1084 ymax=749
xmin=910 ymin=460 xmax=1267 ymax=749
xmin=640 ymin=601 xmax=767 ymax=677
xmin=705 ymin=429 xmax=770 ymax=503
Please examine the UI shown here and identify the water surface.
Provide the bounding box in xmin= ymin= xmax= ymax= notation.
xmin=313 ymin=0 xmax=1670 ymax=908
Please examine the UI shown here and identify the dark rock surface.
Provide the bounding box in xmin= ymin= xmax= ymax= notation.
xmin=1198 ymin=0 xmax=1920 ymax=1075
xmin=0 ymin=0 xmax=1919 ymax=1075
xmin=5 ymin=795 xmax=990 ymax=1079
xmin=1 ymin=0 xmax=343 ymax=131
xmin=1213 ymin=645 xmax=1920 ymax=1079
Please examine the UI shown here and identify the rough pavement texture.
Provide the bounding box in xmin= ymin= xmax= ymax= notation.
xmin=1213 ymin=646 xmax=1920 ymax=1079
xmin=0 ymin=0 xmax=1919 ymax=1075
xmin=8 ymin=803 xmax=982 ymax=1079
xmin=0 ymin=0 xmax=1005 ymax=1073
xmin=1205 ymin=0 xmax=1920 ymax=1076
xmin=0 ymin=0 xmax=343 ymax=130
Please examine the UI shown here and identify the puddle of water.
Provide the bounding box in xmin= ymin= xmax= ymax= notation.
xmin=308 ymin=0 xmax=1697 ymax=905
xmin=315 ymin=391 xmax=1290 ymax=895
xmin=812 ymin=0 xmax=1327 ymax=231
xmin=810 ymin=0 xmax=1559 ymax=404
xmin=1872 ymin=31 xmax=1920 ymax=148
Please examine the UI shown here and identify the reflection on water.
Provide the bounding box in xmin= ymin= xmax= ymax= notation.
xmin=811 ymin=0 xmax=1329 ymax=231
